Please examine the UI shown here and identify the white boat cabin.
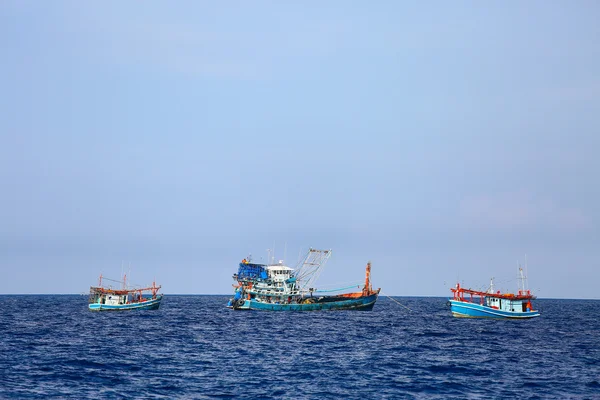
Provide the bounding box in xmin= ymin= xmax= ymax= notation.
xmin=105 ymin=294 xmax=127 ymax=305
xmin=267 ymin=264 xmax=293 ymax=282
xmin=88 ymin=292 xmax=125 ymax=305
xmin=244 ymin=264 xmax=301 ymax=303
xmin=486 ymin=296 xmax=532 ymax=312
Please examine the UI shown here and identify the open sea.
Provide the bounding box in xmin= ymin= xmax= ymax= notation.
xmin=1 ymin=295 xmax=599 ymax=399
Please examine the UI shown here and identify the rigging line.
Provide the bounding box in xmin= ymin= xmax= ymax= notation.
xmin=313 ymin=281 xmax=363 ymax=288
xmin=100 ymin=277 xmax=125 ymax=284
xmin=314 ymin=284 xmax=362 ymax=293
xmin=381 ymin=291 xmax=413 ymax=312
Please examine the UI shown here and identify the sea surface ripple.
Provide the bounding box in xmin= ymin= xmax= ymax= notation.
xmin=1 ymin=296 xmax=599 ymax=399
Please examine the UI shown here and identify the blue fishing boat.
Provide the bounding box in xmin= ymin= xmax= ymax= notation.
xmin=227 ymin=248 xmax=380 ymax=311
xmin=88 ymin=274 xmax=163 ymax=311
xmin=449 ymin=268 xmax=540 ymax=319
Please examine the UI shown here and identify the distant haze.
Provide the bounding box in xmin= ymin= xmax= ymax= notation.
xmin=1 ymin=2 xmax=598 ymax=298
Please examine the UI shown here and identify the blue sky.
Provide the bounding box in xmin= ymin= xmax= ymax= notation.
xmin=1 ymin=2 xmax=598 ymax=298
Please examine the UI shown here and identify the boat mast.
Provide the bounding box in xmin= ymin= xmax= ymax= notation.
xmin=519 ymin=265 xmax=527 ymax=294
xmin=363 ymin=261 xmax=372 ymax=295
xmin=151 ymin=280 xmax=159 ymax=299
xmin=488 ymin=277 xmax=495 ymax=294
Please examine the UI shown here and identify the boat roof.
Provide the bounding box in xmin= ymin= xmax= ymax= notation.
xmin=266 ymin=265 xmax=293 ymax=271
xmin=451 ymin=286 xmax=535 ymax=300
xmin=89 ymin=284 xmax=161 ymax=295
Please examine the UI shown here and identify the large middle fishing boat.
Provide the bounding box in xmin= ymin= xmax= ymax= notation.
xmin=227 ymin=248 xmax=380 ymax=311
xmin=449 ymin=268 xmax=540 ymax=319
xmin=88 ymin=274 xmax=163 ymax=311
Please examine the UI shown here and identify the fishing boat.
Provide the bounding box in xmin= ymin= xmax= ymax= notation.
xmin=449 ymin=268 xmax=540 ymax=319
xmin=227 ymin=248 xmax=380 ymax=311
xmin=88 ymin=274 xmax=163 ymax=311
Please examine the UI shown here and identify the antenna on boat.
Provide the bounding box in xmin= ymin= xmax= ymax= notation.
xmin=283 ymin=242 xmax=287 ymax=265
xmin=518 ymin=262 xmax=528 ymax=294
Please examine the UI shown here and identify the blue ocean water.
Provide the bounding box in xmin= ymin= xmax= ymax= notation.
xmin=1 ymin=296 xmax=599 ymax=399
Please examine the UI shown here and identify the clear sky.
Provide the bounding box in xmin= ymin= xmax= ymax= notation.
xmin=1 ymin=2 xmax=598 ymax=298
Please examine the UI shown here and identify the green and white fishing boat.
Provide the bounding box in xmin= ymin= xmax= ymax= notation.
xmin=227 ymin=248 xmax=380 ymax=311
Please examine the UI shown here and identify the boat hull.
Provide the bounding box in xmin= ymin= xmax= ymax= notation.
xmin=229 ymin=292 xmax=379 ymax=311
xmin=88 ymin=296 xmax=163 ymax=311
xmin=449 ymin=299 xmax=540 ymax=319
